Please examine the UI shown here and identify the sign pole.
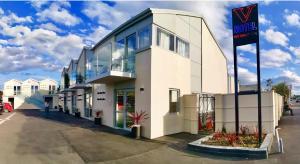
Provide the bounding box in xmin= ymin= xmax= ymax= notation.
xmin=233 ymin=45 xmax=239 ymax=136
xmin=256 ymin=27 xmax=262 ymax=145
xmin=232 ymin=3 xmax=261 ymax=145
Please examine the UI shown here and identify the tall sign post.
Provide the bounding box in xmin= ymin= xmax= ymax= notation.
xmin=232 ymin=4 xmax=262 ymax=144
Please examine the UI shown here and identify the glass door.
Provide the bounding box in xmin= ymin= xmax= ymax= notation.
xmin=115 ymin=89 xmax=135 ymax=130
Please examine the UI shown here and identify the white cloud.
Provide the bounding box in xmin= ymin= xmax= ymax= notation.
xmin=30 ymin=1 xmax=49 ymax=9
xmin=289 ymin=46 xmax=300 ymax=58
xmin=272 ymin=70 xmax=300 ymax=94
xmin=39 ymin=23 xmax=63 ymax=33
xmin=261 ymin=49 xmax=292 ymax=68
xmin=261 ymin=28 xmax=289 ymax=46
xmin=0 ymin=10 xmax=85 ymax=72
xmin=238 ymin=67 xmax=257 ymax=85
xmin=37 ymin=3 xmax=81 ymax=26
xmin=238 ymin=44 xmax=256 ymax=54
xmin=82 ymin=2 xmax=130 ymax=28
xmin=284 ymin=10 xmax=300 ymax=28
xmin=259 ymin=14 xmax=271 ymax=25
xmin=85 ymin=26 xmax=111 ymax=44
xmin=0 ymin=12 xmax=32 ymax=25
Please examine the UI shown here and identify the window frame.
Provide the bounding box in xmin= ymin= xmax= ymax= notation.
xmin=138 ymin=25 xmax=151 ymax=50
xmin=176 ymin=36 xmax=190 ymax=58
xmin=169 ymin=88 xmax=180 ymax=113
xmin=156 ymin=27 xmax=175 ymax=52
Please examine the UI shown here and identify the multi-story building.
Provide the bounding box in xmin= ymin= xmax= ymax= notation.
xmin=60 ymin=8 xmax=234 ymax=139
xmin=2 ymin=78 xmax=58 ymax=109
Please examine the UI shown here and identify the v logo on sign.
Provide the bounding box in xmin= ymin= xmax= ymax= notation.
xmin=233 ymin=5 xmax=255 ymax=23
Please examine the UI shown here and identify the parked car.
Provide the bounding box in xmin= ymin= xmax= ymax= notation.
xmin=4 ymin=103 xmax=13 ymax=112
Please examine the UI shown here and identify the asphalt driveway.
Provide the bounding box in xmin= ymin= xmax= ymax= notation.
xmin=0 ymin=108 xmax=298 ymax=164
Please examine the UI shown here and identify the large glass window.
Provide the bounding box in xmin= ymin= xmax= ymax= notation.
xmin=125 ymin=33 xmax=136 ymax=73
xmin=176 ymin=38 xmax=189 ymax=58
xmin=86 ymin=50 xmax=95 ymax=80
xmin=138 ymin=25 xmax=151 ymax=49
xmin=169 ymin=89 xmax=180 ymax=113
xmin=157 ymin=28 xmax=174 ymax=51
xmin=112 ymin=39 xmax=125 ymax=72
xmin=95 ymin=43 xmax=112 ymax=76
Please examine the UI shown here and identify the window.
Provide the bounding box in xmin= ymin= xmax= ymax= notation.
xmin=112 ymin=39 xmax=125 ymax=72
xmin=138 ymin=25 xmax=151 ymax=49
xmin=157 ymin=28 xmax=174 ymax=51
xmin=176 ymin=37 xmax=189 ymax=58
xmin=125 ymin=33 xmax=136 ymax=73
xmin=169 ymin=89 xmax=180 ymax=113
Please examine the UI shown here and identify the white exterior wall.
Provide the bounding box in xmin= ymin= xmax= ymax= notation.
xmin=3 ymin=79 xmax=22 ymax=97
xmin=66 ymin=92 xmax=73 ymax=113
xmin=215 ymin=91 xmax=283 ymax=134
xmin=39 ymin=79 xmax=57 ymax=95
xmin=21 ymin=79 xmax=39 ymax=97
xmin=76 ymin=89 xmax=85 ymax=117
xmin=93 ymin=84 xmax=115 ymax=127
xmin=201 ymin=21 xmax=228 ymax=94
xmin=150 ymin=47 xmax=191 ymax=139
xmin=135 ymin=50 xmax=152 ymax=138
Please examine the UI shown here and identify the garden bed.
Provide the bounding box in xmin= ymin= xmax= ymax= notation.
xmin=202 ymin=132 xmax=266 ymax=148
xmin=188 ymin=133 xmax=273 ymax=159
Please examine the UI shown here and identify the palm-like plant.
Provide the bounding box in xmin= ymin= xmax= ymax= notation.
xmin=128 ymin=110 xmax=149 ymax=125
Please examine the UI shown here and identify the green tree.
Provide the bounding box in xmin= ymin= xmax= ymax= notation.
xmin=272 ymin=82 xmax=290 ymax=102
xmin=64 ymin=73 xmax=70 ymax=89
xmin=266 ymin=78 xmax=273 ymax=91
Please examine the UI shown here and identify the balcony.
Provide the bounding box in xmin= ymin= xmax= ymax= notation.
xmin=86 ymin=40 xmax=136 ymax=84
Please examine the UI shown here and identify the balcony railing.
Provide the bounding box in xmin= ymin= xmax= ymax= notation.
xmin=86 ymin=42 xmax=136 ymax=84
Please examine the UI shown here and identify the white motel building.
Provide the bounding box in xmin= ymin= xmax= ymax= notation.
xmin=59 ymin=8 xmax=283 ymax=139
xmin=3 ymin=79 xmax=58 ymax=109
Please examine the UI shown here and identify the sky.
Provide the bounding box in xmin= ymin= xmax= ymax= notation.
xmin=0 ymin=1 xmax=300 ymax=94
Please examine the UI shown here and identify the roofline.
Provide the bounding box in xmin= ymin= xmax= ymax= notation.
xmin=92 ymin=8 xmax=152 ymax=50
xmin=92 ymin=8 xmax=204 ymax=50
xmin=77 ymin=46 xmax=92 ymax=66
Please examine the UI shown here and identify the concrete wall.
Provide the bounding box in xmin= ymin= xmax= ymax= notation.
xmin=150 ymin=47 xmax=191 ymax=139
xmin=76 ymin=89 xmax=85 ymax=117
xmin=93 ymin=84 xmax=114 ymax=127
xmin=153 ymin=13 xmax=202 ymax=93
xmin=66 ymin=92 xmax=73 ymax=113
xmin=135 ymin=49 xmax=152 ymax=138
xmin=215 ymin=91 xmax=283 ymax=134
xmin=183 ymin=94 xmax=199 ymax=134
xmin=201 ymin=21 xmax=228 ymax=94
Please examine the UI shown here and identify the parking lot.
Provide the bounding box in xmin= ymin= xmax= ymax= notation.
xmin=0 ymin=108 xmax=298 ymax=164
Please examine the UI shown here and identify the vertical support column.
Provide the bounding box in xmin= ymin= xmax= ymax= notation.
xmin=256 ymin=37 xmax=262 ymax=144
xmin=233 ymin=46 xmax=239 ymax=136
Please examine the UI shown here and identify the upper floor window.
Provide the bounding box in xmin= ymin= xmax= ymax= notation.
xmin=176 ymin=37 xmax=189 ymax=58
xmin=169 ymin=89 xmax=180 ymax=113
xmin=157 ymin=28 xmax=174 ymax=51
xmin=138 ymin=25 xmax=151 ymax=49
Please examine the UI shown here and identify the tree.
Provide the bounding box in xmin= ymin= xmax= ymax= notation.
xmin=272 ymin=82 xmax=290 ymax=102
xmin=64 ymin=73 xmax=70 ymax=89
xmin=266 ymin=78 xmax=273 ymax=91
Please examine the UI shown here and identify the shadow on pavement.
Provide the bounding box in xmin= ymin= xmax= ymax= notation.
xmin=14 ymin=109 xmax=164 ymax=163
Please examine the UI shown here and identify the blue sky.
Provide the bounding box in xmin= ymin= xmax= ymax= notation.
xmin=0 ymin=1 xmax=300 ymax=94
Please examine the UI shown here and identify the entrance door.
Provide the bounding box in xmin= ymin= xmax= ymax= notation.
xmin=115 ymin=89 xmax=135 ymax=130
xmin=8 ymin=98 xmax=14 ymax=109
xmin=72 ymin=94 xmax=76 ymax=113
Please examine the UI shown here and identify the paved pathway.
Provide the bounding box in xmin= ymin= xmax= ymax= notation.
xmin=0 ymin=108 xmax=298 ymax=164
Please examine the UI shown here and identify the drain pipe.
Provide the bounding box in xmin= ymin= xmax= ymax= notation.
xmin=275 ymin=127 xmax=284 ymax=153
